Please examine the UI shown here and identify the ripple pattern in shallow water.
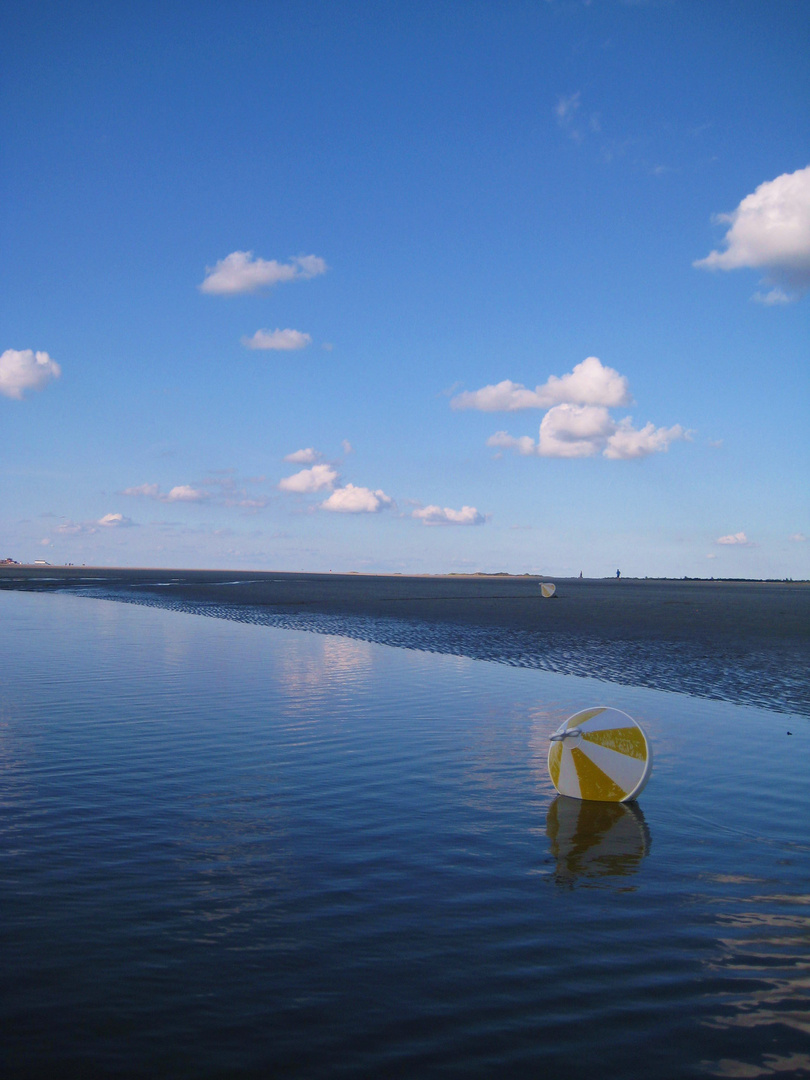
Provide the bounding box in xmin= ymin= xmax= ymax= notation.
xmin=70 ymin=587 xmax=808 ymax=718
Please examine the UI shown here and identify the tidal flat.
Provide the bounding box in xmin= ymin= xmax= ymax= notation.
xmin=3 ymin=566 xmax=808 ymax=716
xmin=0 ymin=576 xmax=808 ymax=1078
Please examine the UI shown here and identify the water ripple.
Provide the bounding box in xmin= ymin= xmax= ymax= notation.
xmin=69 ymin=587 xmax=808 ymax=718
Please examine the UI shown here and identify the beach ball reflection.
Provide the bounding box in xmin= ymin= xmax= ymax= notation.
xmin=546 ymin=796 xmax=651 ymax=887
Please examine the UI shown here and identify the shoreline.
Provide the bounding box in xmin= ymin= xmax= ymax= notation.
xmin=3 ymin=564 xmax=808 ymax=647
xmin=3 ymin=566 xmax=808 ymax=716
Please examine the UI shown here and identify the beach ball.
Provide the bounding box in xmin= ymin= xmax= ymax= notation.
xmin=540 ymin=582 xmax=556 ymax=598
xmin=548 ymin=707 xmax=652 ymax=802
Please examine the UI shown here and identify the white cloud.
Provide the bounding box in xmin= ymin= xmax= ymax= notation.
xmin=97 ymin=513 xmax=135 ymax=527
xmin=452 ymin=379 xmax=547 ymax=412
xmin=284 ymin=447 xmax=322 ymax=464
xmin=122 ymin=473 xmax=270 ymax=511
xmin=789 ymin=533 xmax=807 ymax=542
xmin=461 ymin=358 xmax=685 ymax=463
xmin=278 ymin=464 xmax=338 ymax=493
xmin=413 ymin=505 xmax=486 ymax=526
xmin=486 ymin=431 xmax=537 ymax=456
xmin=165 ymin=485 xmax=208 ymax=502
xmin=123 ymin=483 xmax=161 ymax=498
xmin=451 ymin=357 xmax=630 ymax=411
xmin=694 ymin=165 xmax=810 ymax=295
xmin=295 ymin=254 xmax=327 ymax=278
xmin=752 ymin=287 xmax=793 ymax=305
xmin=488 ymin=408 xmax=687 ymax=460
xmin=0 ymin=349 xmax=61 ymax=399
xmin=55 ymin=513 xmax=136 ymax=536
xmin=538 ymin=404 xmax=616 ymax=458
xmin=200 ymin=251 xmax=327 ymax=295
xmin=321 ymin=485 xmax=393 ymax=514
xmin=603 ymin=418 xmax=686 ymax=460
xmin=342 ymin=440 xmax=353 ymax=455
xmin=242 ymin=328 xmax=312 ymax=351
xmin=716 ymin=531 xmax=755 ymax=546
xmin=57 ymin=521 xmax=95 ymax=535
xmin=122 ymin=483 xmax=208 ymax=503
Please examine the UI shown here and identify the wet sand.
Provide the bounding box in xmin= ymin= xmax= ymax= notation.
xmin=3 ymin=565 xmax=808 ymax=647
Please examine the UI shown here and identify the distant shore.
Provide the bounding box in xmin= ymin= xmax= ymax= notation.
xmin=2 ymin=565 xmax=808 ymax=649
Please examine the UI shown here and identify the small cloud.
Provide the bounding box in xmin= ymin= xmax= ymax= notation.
xmin=554 ymin=91 xmax=600 ymax=144
xmin=341 ymin=440 xmax=353 ymax=455
xmin=451 ymin=357 xmax=631 ymax=412
xmin=40 ymin=538 xmax=52 ymax=546
xmin=789 ymin=533 xmax=807 ymax=542
xmin=413 ymin=505 xmax=487 ymax=526
xmin=321 ymin=485 xmax=393 ymax=514
xmin=165 ymin=485 xmax=208 ymax=502
xmin=716 ymin=531 xmax=755 ymax=546
xmin=694 ymin=165 xmax=810 ymax=297
xmin=0 ymin=349 xmax=61 ymax=399
xmin=230 ymin=497 xmax=268 ymax=510
xmin=555 ymin=91 xmax=581 ymax=124
xmin=123 ymin=472 xmax=268 ymax=512
xmin=242 ymin=328 xmax=312 ymax=351
xmin=57 ymin=521 xmax=95 ymax=535
xmin=279 ymin=464 xmax=338 ymax=493
xmin=603 ymin=418 xmax=687 ymax=459
xmin=97 ymin=513 xmax=135 ymax=527
xmin=322 ymin=342 xmax=334 ymax=352
xmin=123 ymin=483 xmax=160 ymax=498
xmin=486 ymin=431 xmax=537 ymax=456
xmin=122 ymin=482 xmax=208 ymax=503
xmin=55 ymin=512 xmax=137 ymax=535
xmin=706 ymin=553 xmax=717 ymax=559
xmin=199 ymin=251 xmax=327 ymax=295
xmin=752 ymin=287 xmax=793 ymax=305
xmin=284 ymin=447 xmax=322 ymax=464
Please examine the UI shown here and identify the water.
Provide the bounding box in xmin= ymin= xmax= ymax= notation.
xmin=1 ymin=591 xmax=808 ymax=1079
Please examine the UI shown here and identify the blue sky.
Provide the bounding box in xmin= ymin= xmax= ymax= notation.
xmin=3 ymin=0 xmax=808 ymax=577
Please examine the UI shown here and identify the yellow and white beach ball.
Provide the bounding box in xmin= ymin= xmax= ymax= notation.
xmin=548 ymin=707 xmax=652 ymax=802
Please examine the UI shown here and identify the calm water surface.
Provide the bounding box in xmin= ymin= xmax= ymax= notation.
xmin=1 ymin=591 xmax=808 ymax=1079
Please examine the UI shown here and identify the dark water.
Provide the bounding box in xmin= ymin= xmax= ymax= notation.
xmin=1 ymin=591 xmax=808 ymax=1079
